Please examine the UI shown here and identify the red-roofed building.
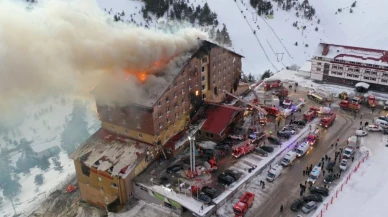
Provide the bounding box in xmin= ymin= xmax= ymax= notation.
xmin=311 ymin=43 xmax=388 ymax=91
xmin=198 ymin=104 xmax=244 ymax=141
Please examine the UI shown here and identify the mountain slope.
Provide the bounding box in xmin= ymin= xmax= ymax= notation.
xmin=97 ymin=0 xmax=388 ymax=76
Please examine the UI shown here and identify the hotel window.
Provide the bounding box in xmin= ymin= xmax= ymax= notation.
xmin=383 ymin=73 xmax=388 ymax=77
xmin=364 ymin=76 xmax=370 ymax=80
xmin=348 ymin=68 xmax=354 ymax=72
xmin=166 ymin=97 xmax=169 ymax=102
xmin=354 ymin=68 xmax=360 ymax=72
xmin=158 ymin=112 xmax=162 ymax=118
xmin=175 ymin=113 xmax=178 ymax=118
xmin=182 ymin=88 xmax=185 ymax=94
xmin=317 ymin=62 xmax=322 ymax=66
xmin=316 ymin=68 xmax=321 ymax=71
xmin=135 ymin=113 xmax=140 ymax=119
xmin=167 ymin=118 xmax=171 ymax=123
xmin=371 ymin=71 xmax=377 ymax=75
xmin=107 ymin=106 xmax=112 ymax=112
xmin=121 ymin=119 xmax=126 ymax=125
xmin=108 ymin=116 xmax=112 ymax=121
xmin=167 ymin=107 xmax=170 ymax=113
xmin=136 ymin=123 xmax=141 ymax=129
xmin=337 ymin=72 xmax=343 ymax=76
xmin=370 ymin=77 xmax=376 ymax=81
xmin=201 ymin=66 xmax=205 ymax=72
xmin=159 ymin=123 xmax=163 ymax=129
xmin=381 ymin=79 xmax=388 ymax=83
xmin=332 ymin=65 xmax=338 ymax=69
xmin=365 ymin=70 xmax=370 ymax=74
xmin=189 ymin=84 xmax=192 ymax=90
xmin=138 ymin=133 xmax=142 ymax=138
xmin=354 ymin=75 xmax=359 ymax=78
xmin=202 ymin=85 xmax=205 ymax=90
xmin=174 ymin=92 xmax=177 ymax=98
xmin=158 ymin=101 xmax=161 ymax=107
xmin=202 ymin=76 xmax=205 ymax=81
xmin=339 ymin=67 xmax=344 ymax=70
xmin=111 ymin=183 xmax=118 ymax=188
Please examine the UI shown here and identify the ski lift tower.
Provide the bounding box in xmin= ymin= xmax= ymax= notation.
xmin=188 ymin=136 xmax=196 ymax=173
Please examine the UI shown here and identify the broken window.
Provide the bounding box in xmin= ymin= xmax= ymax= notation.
xmin=201 ymin=66 xmax=205 ymax=72
xmin=138 ymin=133 xmax=143 ymax=138
xmin=81 ymin=164 xmax=90 ymax=177
xmin=214 ymin=87 xmax=218 ymax=95
xmin=166 ymin=97 xmax=169 ymax=102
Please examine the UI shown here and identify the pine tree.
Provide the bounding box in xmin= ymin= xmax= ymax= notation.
xmin=351 ymin=1 xmax=356 ymax=7
xmin=221 ymin=25 xmax=232 ymax=46
xmin=209 ymin=27 xmax=215 ymax=39
xmin=261 ymin=70 xmax=272 ymax=80
xmin=215 ymin=29 xmax=223 ymax=44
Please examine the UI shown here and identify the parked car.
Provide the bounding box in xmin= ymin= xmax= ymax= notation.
xmin=326 ymin=161 xmax=335 ymax=171
xmin=218 ymin=174 xmax=235 ymax=185
xmin=339 ymin=159 xmax=348 ymax=171
xmin=290 ymin=199 xmax=304 ymax=212
xmin=309 ymin=186 xmax=329 ymax=196
xmin=324 ymin=173 xmax=336 ymax=184
xmin=255 ymin=147 xmax=269 ymax=157
xmin=301 ymin=201 xmax=318 ymax=214
xmin=166 ymin=165 xmax=183 ymax=174
xmin=261 ymin=145 xmax=274 ymax=153
xmin=198 ymin=193 xmax=212 ymax=204
xmin=366 ymin=124 xmax=382 ymax=131
xmin=277 ymin=131 xmax=292 ymax=139
xmin=294 ymin=119 xmax=307 ymax=126
xmin=267 ymin=136 xmax=281 ymax=145
xmin=355 ymin=130 xmax=368 ymax=137
xmin=215 ymin=144 xmax=230 ymax=152
xmin=302 ymin=194 xmax=323 ymax=202
xmin=201 ymin=186 xmax=217 ymax=199
xmin=378 ymin=116 xmax=388 ymax=122
xmin=224 ymin=170 xmax=241 ymax=181
xmin=282 ymin=125 xmax=298 ymax=132
xmin=158 ymin=176 xmax=169 ymax=185
xmin=229 ymin=134 xmax=244 ymax=140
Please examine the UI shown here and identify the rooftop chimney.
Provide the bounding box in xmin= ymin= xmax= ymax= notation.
xmin=322 ymin=44 xmax=329 ymax=56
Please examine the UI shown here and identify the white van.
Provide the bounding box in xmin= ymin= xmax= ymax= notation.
xmin=343 ymin=146 xmax=355 ymax=159
xmin=295 ymin=142 xmax=310 ymax=157
xmin=375 ymin=118 xmax=388 ymax=129
xmin=266 ymin=165 xmax=283 ymax=182
xmin=307 ymin=164 xmax=322 ymax=184
xmin=281 ymin=151 xmax=297 ymax=167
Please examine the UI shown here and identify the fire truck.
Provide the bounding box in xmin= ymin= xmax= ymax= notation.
xmin=367 ymin=95 xmax=377 ymax=108
xmin=306 ymin=128 xmax=320 ymax=145
xmin=282 ymin=99 xmax=293 ymax=108
xmin=233 ymin=192 xmax=255 ymax=217
xmin=232 ymin=140 xmax=256 ymax=158
xmin=264 ymin=80 xmax=282 ymax=91
xmin=320 ymin=113 xmax=336 ymax=128
xmin=262 ymin=105 xmax=280 ymax=116
xmin=339 ymin=100 xmax=361 ymax=111
xmin=303 ymin=107 xmax=318 ymax=122
xmin=272 ymin=86 xmax=288 ymax=98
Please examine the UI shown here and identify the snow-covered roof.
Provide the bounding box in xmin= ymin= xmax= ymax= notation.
xmin=355 ymin=82 xmax=370 ymax=89
xmin=70 ymin=128 xmax=149 ymax=178
xmin=314 ymin=43 xmax=388 ymax=67
xmin=299 ymin=61 xmax=311 ymax=72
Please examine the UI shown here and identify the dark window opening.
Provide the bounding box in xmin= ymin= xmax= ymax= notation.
xmin=214 ymin=87 xmax=218 ymax=95
xmin=81 ymin=164 xmax=90 ymax=177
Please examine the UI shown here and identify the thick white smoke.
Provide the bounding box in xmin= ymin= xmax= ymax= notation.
xmin=0 ymin=0 xmax=208 ymax=127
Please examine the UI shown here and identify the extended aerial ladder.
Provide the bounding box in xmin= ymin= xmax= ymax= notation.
xmin=223 ymin=90 xmax=267 ymax=115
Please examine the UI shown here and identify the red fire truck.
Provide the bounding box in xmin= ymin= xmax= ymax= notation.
xmin=367 ymin=95 xmax=377 ymax=108
xmin=306 ymin=128 xmax=320 ymax=145
xmin=272 ymin=86 xmax=288 ymax=98
xmin=262 ymin=105 xmax=280 ymax=116
xmin=339 ymin=100 xmax=361 ymax=111
xmin=264 ymin=80 xmax=282 ymax=91
xmin=320 ymin=113 xmax=336 ymax=128
xmin=303 ymin=107 xmax=318 ymax=122
xmin=233 ymin=192 xmax=255 ymax=217
xmin=232 ymin=140 xmax=255 ymax=158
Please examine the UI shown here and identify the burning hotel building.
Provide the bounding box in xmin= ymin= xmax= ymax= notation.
xmin=70 ymin=40 xmax=244 ymax=208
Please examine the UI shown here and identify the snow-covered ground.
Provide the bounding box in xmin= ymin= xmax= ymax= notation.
xmin=0 ymin=96 xmax=99 ymax=217
xmin=96 ymin=0 xmax=388 ymax=75
xmin=313 ymin=134 xmax=388 ymax=217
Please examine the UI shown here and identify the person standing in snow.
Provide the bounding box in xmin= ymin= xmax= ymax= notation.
xmin=280 ymin=204 xmax=284 ymax=213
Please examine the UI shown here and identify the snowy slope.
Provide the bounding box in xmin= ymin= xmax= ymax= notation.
xmin=0 ymin=96 xmax=99 ymax=217
xmin=314 ymin=135 xmax=388 ymax=217
xmin=96 ymin=0 xmax=388 ymax=77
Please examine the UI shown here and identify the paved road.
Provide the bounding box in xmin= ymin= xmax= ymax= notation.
xmin=246 ymin=98 xmax=377 ymax=217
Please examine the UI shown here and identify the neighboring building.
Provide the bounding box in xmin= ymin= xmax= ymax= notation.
xmin=298 ymin=61 xmax=311 ymax=78
xmin=311 ymin=43 xmax=388 ymax=91
xmin=94 ymin=40 xmax=243 ymax=146
xmin=198 ymin=104 xmax=244 ymax=141
xmin=70 ymin=129 xmax=157 ymax=208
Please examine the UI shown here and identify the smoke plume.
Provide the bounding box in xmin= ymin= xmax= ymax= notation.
xmin=0 ymin=0 xmax=208 ymax=127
